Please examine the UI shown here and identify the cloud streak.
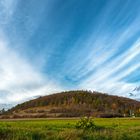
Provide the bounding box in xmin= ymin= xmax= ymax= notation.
xmin=79 ymin=31 xmax=140 ymax=96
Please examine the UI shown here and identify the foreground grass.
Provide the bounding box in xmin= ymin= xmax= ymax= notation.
xmin=0 ymin=118 xmax=140 ymax=140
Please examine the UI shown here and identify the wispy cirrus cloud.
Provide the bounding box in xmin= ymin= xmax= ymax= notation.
xmin=79 ymin=38 xmax=140 ymax=96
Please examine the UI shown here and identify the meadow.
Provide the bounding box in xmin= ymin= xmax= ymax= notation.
xmin=0 ymin=118 xmax=140 ymax=140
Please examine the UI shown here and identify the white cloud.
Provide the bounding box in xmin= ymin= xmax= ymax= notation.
xmin=0 ymin=38 xmax=63 ymax=104
xmin=65 ymin=13 xmax=140 ymax=81
xmin=0 ymin=0 xmax=63 ymax=104
xmin=79 ymin=36 xmax=140 ymax=98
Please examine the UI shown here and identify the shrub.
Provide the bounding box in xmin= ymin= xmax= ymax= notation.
xmin=75 ymin=117 xmax=96 ymax=130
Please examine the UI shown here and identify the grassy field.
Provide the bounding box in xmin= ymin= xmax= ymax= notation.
xmin=0 ymin=118 xmax=140 ymax=140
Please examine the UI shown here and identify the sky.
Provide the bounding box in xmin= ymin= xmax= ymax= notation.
xmin=0 ymin=0 xmax=140 ymax=104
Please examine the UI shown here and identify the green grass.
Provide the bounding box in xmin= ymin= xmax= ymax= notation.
xmin=0 ymin=118 xmax=140 ymax=140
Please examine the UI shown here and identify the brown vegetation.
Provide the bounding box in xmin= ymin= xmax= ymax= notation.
xmin=2 ymin=90 xmax=140 ymax=118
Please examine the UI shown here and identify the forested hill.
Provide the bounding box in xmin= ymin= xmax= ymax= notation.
xmin=2 ymin=91 xmax=140 ymax=118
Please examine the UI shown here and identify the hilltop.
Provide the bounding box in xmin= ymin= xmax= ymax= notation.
xmin=1 ymin=90 xmax=140 ymax=118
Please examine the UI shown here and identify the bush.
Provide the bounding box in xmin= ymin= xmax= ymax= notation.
xmin=75 ymin=117 xmax=96 ymax=130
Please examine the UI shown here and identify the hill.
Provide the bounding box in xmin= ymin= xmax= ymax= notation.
xmin=2 ymin=90 xmax=140 ymax=118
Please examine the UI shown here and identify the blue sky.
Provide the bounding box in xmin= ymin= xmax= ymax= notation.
xmin=0 ymin=0 xmax=140 ymax=104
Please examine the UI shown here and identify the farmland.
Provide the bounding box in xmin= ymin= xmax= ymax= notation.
xmin=0 ymin=118 xmax=140 ymax=140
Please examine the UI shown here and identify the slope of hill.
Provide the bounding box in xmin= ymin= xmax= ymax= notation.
xmin=2 ymin=90 xmax=140 ymax=118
